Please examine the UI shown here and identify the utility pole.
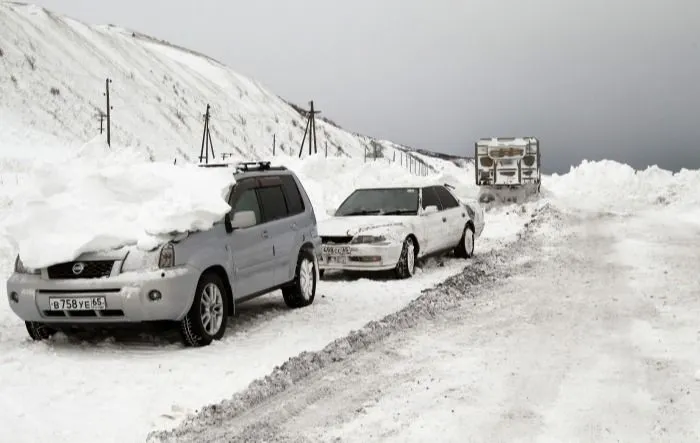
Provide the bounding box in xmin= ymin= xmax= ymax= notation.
xmin=104 ymin=78 xmax=113 ymax=147
xmin=199 ymin=104 xmax=215 ymax=164
xmin=297 ymin=100 xmax=321 ymax=158
xmin=273 ymin=133 xmax=276 ymax=156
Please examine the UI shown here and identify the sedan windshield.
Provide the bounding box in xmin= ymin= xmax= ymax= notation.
xmin=335 ymin=188 xmax=419 ymax=216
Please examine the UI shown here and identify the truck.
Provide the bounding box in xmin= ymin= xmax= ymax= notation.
xmin=474 ymin=137 xmax=541 ymax=206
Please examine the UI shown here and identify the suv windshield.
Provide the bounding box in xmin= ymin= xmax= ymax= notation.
xmin=335 ymin=188 xmax=419 ymax=216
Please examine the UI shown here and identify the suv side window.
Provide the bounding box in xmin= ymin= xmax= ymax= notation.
xmin=280 ymin=174 xmax=305 ymax=215
xmin=435 ymin=186 xmax=459 ymax=209
xmin=231 ymin=188 xmax=262 ymax=226
xmin=421 ymin=186 xmax=443 ymax=211
xmin=258 ymin=185 xmax=290 ymax=222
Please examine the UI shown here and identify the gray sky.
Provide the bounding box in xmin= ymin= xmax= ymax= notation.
xmin=30 ymin=0 xmax=700 ymax=173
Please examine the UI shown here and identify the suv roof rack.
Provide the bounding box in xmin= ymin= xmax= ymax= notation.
xmin=235 ymin=161 xmax=287 ymax=172
xmin=197 ymin=161 xmax=288 ymax=172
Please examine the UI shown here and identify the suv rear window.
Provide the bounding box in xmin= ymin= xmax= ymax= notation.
xmin=281 ymin=175 xmax=305 ymax=215
xmin=258 ymin=185 xmax=289 ymax=222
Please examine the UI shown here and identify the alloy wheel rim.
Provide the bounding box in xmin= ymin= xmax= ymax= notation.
xmin=200 ymin=283 xmax=224 ymax=335
xmin=465 ymin=229 xmax=474 ymax=254
xmin=299 ymin=259 xmax=314 ymax=300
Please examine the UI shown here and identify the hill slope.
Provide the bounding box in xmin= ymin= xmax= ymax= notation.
xmin=0 ymin=1 xmax=440 ymax=166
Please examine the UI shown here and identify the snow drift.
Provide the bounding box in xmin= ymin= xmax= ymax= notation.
xmin=4 ymin=138 xmax=235 ymax=269
xmin=546 ymin=159 xmax=700 ymax=212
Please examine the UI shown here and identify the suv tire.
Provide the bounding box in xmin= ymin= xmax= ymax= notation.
xmin=394 ymin=237 xmax=416 ymax=279
xmin=283 ymin=249 xmax=317 ymax=309
xmin=25 ymin=321 xmax=56 ymax=341
xmin=180 ymin=272 xmax=230 ymax=347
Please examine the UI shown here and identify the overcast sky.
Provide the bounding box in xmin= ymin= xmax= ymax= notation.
xmin=31 ymin=0 xmax=700 ymax=173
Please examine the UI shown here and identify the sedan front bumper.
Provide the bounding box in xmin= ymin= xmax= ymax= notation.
xmin=318 ymin=242 xmax=403 ymax=272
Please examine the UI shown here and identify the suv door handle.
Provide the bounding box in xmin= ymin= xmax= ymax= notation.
xmin=262 ymin=230 xmax=269 ymax=239
xmin=290 ymin=223 xmax=298 ymax=231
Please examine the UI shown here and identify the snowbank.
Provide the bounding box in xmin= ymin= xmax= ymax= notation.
xmin=3 ymin=139 xmax=235 ymax=269
xmin=545 ymin=160 xmax=700 ymax=212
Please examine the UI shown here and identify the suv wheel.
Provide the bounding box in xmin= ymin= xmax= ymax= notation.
xmin=455 ymin=225 xmax=475 ymax=259
xmin=394 ymin=237 xmax=416 ymax=279
xmin=283 ymin=249 xmax=317 ymax=309
xmin=25 ymin=321 xmax=56 ymax=341
xmin=180 ymin=272 xmax=230 ymax=347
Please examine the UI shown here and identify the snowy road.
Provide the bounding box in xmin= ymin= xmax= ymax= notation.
xmin=155 ymin=206 xmax=700 ymax=443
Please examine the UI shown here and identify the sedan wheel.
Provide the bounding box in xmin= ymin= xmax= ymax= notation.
xmin=455 ymin=225 xmax=475 ymax=259
xmin=394 ymin=237 xmax=416 ymax=279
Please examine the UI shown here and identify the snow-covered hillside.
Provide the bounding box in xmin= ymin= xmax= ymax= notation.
xmin=0 ymin=2 xmax=436 ymax=168
xmin=1 ymin=2 xmax=699 ymax=443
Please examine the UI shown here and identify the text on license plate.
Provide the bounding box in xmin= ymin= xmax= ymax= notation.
xmin=49 ymin=297 xmax=107 ymax=311
xmin=322 ymin=246 xmax=352 ymax=256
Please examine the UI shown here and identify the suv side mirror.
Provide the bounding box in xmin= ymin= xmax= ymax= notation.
xmin=225 ymin=210 xmax=256 ymax=233
xmin=325 ymin=207 xmax=336 ymax=217
xmin=422 ymin=205 xmax=438 ymax=216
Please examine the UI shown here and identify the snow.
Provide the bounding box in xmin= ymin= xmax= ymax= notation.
xmin=3 ymin=137 xmax=235 ymax=269
xmin=0 ymin=3 xmax=699 ymax=443
xmin=546 ymin=159 xmax=700 ymax=213
xmin=0 ymin=2 xmax=426 ymax=166
xmin=152 ymin=204 xmax=700 ymax=443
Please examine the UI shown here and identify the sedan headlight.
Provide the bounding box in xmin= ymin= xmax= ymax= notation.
xmin=158 ymin=243 xmax=175 ymax=268
xmin=15 ymin=255 xmax=40 ymax=275
xmin=351 ymin=235 xmax=388 ymax=245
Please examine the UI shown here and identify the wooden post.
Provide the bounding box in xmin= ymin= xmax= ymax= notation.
xmin=104 ymin=78 xmax=112 ymax=147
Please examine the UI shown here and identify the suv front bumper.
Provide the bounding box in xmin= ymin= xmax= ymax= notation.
xmin=6 ymin=266 xmax=200 ymax=323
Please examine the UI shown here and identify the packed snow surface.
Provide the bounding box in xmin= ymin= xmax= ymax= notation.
xmin=3 ymin=138 xmax=236 ymax=269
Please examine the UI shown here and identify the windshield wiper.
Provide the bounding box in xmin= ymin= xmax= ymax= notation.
xmin=382 ymin=209 xmax=416 ymax=215
xmin=341 ymin=209 xmax=382 ymax=216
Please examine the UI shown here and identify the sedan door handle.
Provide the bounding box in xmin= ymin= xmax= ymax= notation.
xmin=262 ymin=230 xmax=269 ymax=238
xmin=442 ymin=217 xmax=447 ymax=222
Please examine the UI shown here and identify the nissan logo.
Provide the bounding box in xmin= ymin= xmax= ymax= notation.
xmin=72 ymin=262 xmax=86 ymax=275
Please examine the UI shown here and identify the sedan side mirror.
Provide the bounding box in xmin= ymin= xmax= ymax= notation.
xmin=325 ymin=207 xmax=336 ymax=217
xmin=422 ymin=205 xmax=438 ymax=215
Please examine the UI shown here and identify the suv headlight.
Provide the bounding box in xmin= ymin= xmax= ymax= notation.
xmin=351 ymin=235 xmax=388 ymax=245
xmin=15 ymin=256 xmax=40 ymax=275
xmin=158 ymin=243 xmax=175 ymax=268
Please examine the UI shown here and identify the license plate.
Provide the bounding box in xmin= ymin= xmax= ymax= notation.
xmin=322 ymin=245 xmax=351 ymax=256
xmin=49 ymin=297 xmax=107 ymax=311
xmin=326 ymin=256 xmax=347 ymax=265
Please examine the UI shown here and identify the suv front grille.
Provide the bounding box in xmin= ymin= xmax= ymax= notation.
xmin=47 ymin=261 xmax=115 ymax=280
xmin=321 ymin=236 xmax=353 ymax=244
